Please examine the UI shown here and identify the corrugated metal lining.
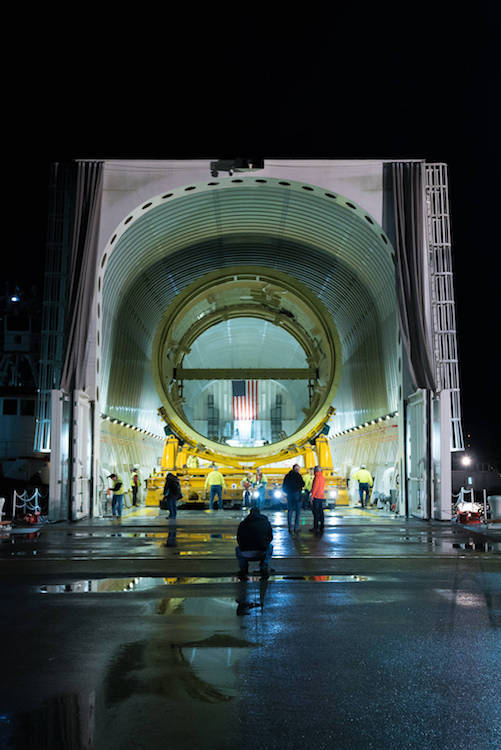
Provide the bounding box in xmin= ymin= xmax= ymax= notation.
xmin=103 ymin=237 xmax=379 ymax=372
xmin=100 ymin=178 xmax=398 ymax=435
xmin=184 ymin=319 xmax=307 ymax=369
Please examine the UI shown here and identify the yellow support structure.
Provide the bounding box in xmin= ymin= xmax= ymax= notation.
xmin=176 ymin=447 xmax=188 ymax=469
xmin=162 ymin=436 xmax=178 ymax=471
xmin=146 ymin=429 xmax=348 ymax=509
xmin=304 ymin=445 xmax=316 ymax=469
xmin=315 ymin=436 xmax=332 ymax=469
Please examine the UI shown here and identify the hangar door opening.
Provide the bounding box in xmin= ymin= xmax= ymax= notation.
xmin=39 ymin=161 xmax=463 ymax=521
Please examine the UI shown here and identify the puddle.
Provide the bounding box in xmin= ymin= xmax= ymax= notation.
xmin=6 ymin=622 xmax=255 ymax=744
xmin=452 ymin=542 xmax=496 ymax=552
xmin=104 ymin=626 xmax=257 ymax=709
xmin=395 ymin=537 xmax=500 ymax=553
xmin=1 ymin=532 xmax=40 ymax=542
xmin=38 ymin=574 xmax=369 ymax=593
xmin=7 ymin=550 xmax=38 ymax=556
xmin=66 ymin=531 xmax=235 ymax=541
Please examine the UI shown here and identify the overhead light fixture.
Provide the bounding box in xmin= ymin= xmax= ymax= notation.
xmin=209 ymin=157 xmax=264 ymax=178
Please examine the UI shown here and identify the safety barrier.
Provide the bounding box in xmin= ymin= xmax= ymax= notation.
xmin=452 ymin=487 xmax=489 ymax=521
xmin=11 ymin=489 xmax=45 ymax=520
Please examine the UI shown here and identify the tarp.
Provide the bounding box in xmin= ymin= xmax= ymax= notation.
xmin=383 ymin=162 xmax=436 ymax=391
xmin=60 ymin=161 xmax=104 ymax=392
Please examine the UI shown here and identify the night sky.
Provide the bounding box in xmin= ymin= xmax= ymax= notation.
xmin=5 ymin=11 xmax=499 ymax=463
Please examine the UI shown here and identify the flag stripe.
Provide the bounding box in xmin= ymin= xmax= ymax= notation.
xmin=232 ymin=380 xmax=258 ymax=421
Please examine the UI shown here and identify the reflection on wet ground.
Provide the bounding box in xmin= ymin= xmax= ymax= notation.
xmin=1 ymin=510 xmax=500 ymax=561
xmin=1 ymin=508 xmax=501 ymax=750
xmin=2 ymin=572 xmax=501 ymax=750
xmin=2 ymin=594 xmax=262 ymax=748
xmin=38 ymin=573 xmax=370 ymax=593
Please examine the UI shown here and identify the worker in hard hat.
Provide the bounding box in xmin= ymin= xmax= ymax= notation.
xmin=240 ymin=472 xmax=253 ymax=508
xmin=130 ymin=467 xmax=140 ymax=506
xmin=252 ymin=469 xmax=267 ymax=510
xmin=187 ymin=454 xmax=199 ymax=468
xmin=108 ymin=473 xmax=126 ymax=518
xmin=205 ymin=464 xmax=226 ymax=510
xmin=353 ymin=465 xmax=373 ymax=508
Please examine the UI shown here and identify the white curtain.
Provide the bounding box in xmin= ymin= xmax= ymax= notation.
xmin=60 ymin=161 xmax=104 ymax=392
xmin=383 ymin=162 xmax=436 ymax=391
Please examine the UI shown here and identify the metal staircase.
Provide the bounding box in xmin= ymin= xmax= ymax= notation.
xmin=424 ymin=163 xmax=464 ymax=451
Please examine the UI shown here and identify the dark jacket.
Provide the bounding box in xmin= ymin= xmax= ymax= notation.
xmin=282 ymin=469 xmax=305 ymax=495
xmin=237 ymin=509 xmax=273 ymax=551
xmin=163 ymin=473 xmax=182 ymax=500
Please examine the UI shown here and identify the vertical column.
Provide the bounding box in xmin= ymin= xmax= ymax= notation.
xmin=71 ymin=391 xmax=93 ymax=520
xmin=48 ymin=390 xmax=71 ymax=521
xmin=438 ymin=390 xmax=452 ymax=519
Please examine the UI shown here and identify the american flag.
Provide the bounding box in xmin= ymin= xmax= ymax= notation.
xmin=232 ymin=380 xmax=258 ymax=421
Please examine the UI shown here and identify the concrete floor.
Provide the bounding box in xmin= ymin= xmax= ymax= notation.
xmin=1 ymin=506 xmax=500 ymax=749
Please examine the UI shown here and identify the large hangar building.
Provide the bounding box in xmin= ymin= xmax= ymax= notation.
xmin=35 ymin=159 xmax=463 ymax=521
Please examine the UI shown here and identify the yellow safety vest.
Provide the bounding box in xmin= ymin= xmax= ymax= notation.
xmin=303 ymin=474 xmax=314 ymax=491
xmin=354 ymin=469 xmax=373 ymax=485
xmin=112 ymin=475 xmax=126 ymax=495
xmin=205 ymin=471 xmax=226 ymax=488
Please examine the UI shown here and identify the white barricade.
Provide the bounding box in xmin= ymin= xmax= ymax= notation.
xmin=12 ymin=489 xmax=43 ymax=518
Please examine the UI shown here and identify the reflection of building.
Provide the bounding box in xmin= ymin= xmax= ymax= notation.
xmin=10 ymin=691 xmax=95 ymax=748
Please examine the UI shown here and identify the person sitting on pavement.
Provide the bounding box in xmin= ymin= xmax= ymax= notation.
xmin=235 ymin=507 xmax=274 ymax=580
xmin=282 ymin=463 xmax=305 ymax=533
xmin=309 ymin=465 xmax=325 ymax=534
xmin=163 ymin=472 xmax=182 ymax=520
xmin=353 ymin=465 xmax=373 ymax=508
xmin=205 ymin=464 xmax=226 ymax=510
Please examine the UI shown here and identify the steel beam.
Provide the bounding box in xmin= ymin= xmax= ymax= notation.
xmin=174 ymin=367 xmax=316 ymax=381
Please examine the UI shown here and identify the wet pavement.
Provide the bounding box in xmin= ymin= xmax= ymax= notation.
xmin=0 ymin=507 xmax=500 ymax=749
